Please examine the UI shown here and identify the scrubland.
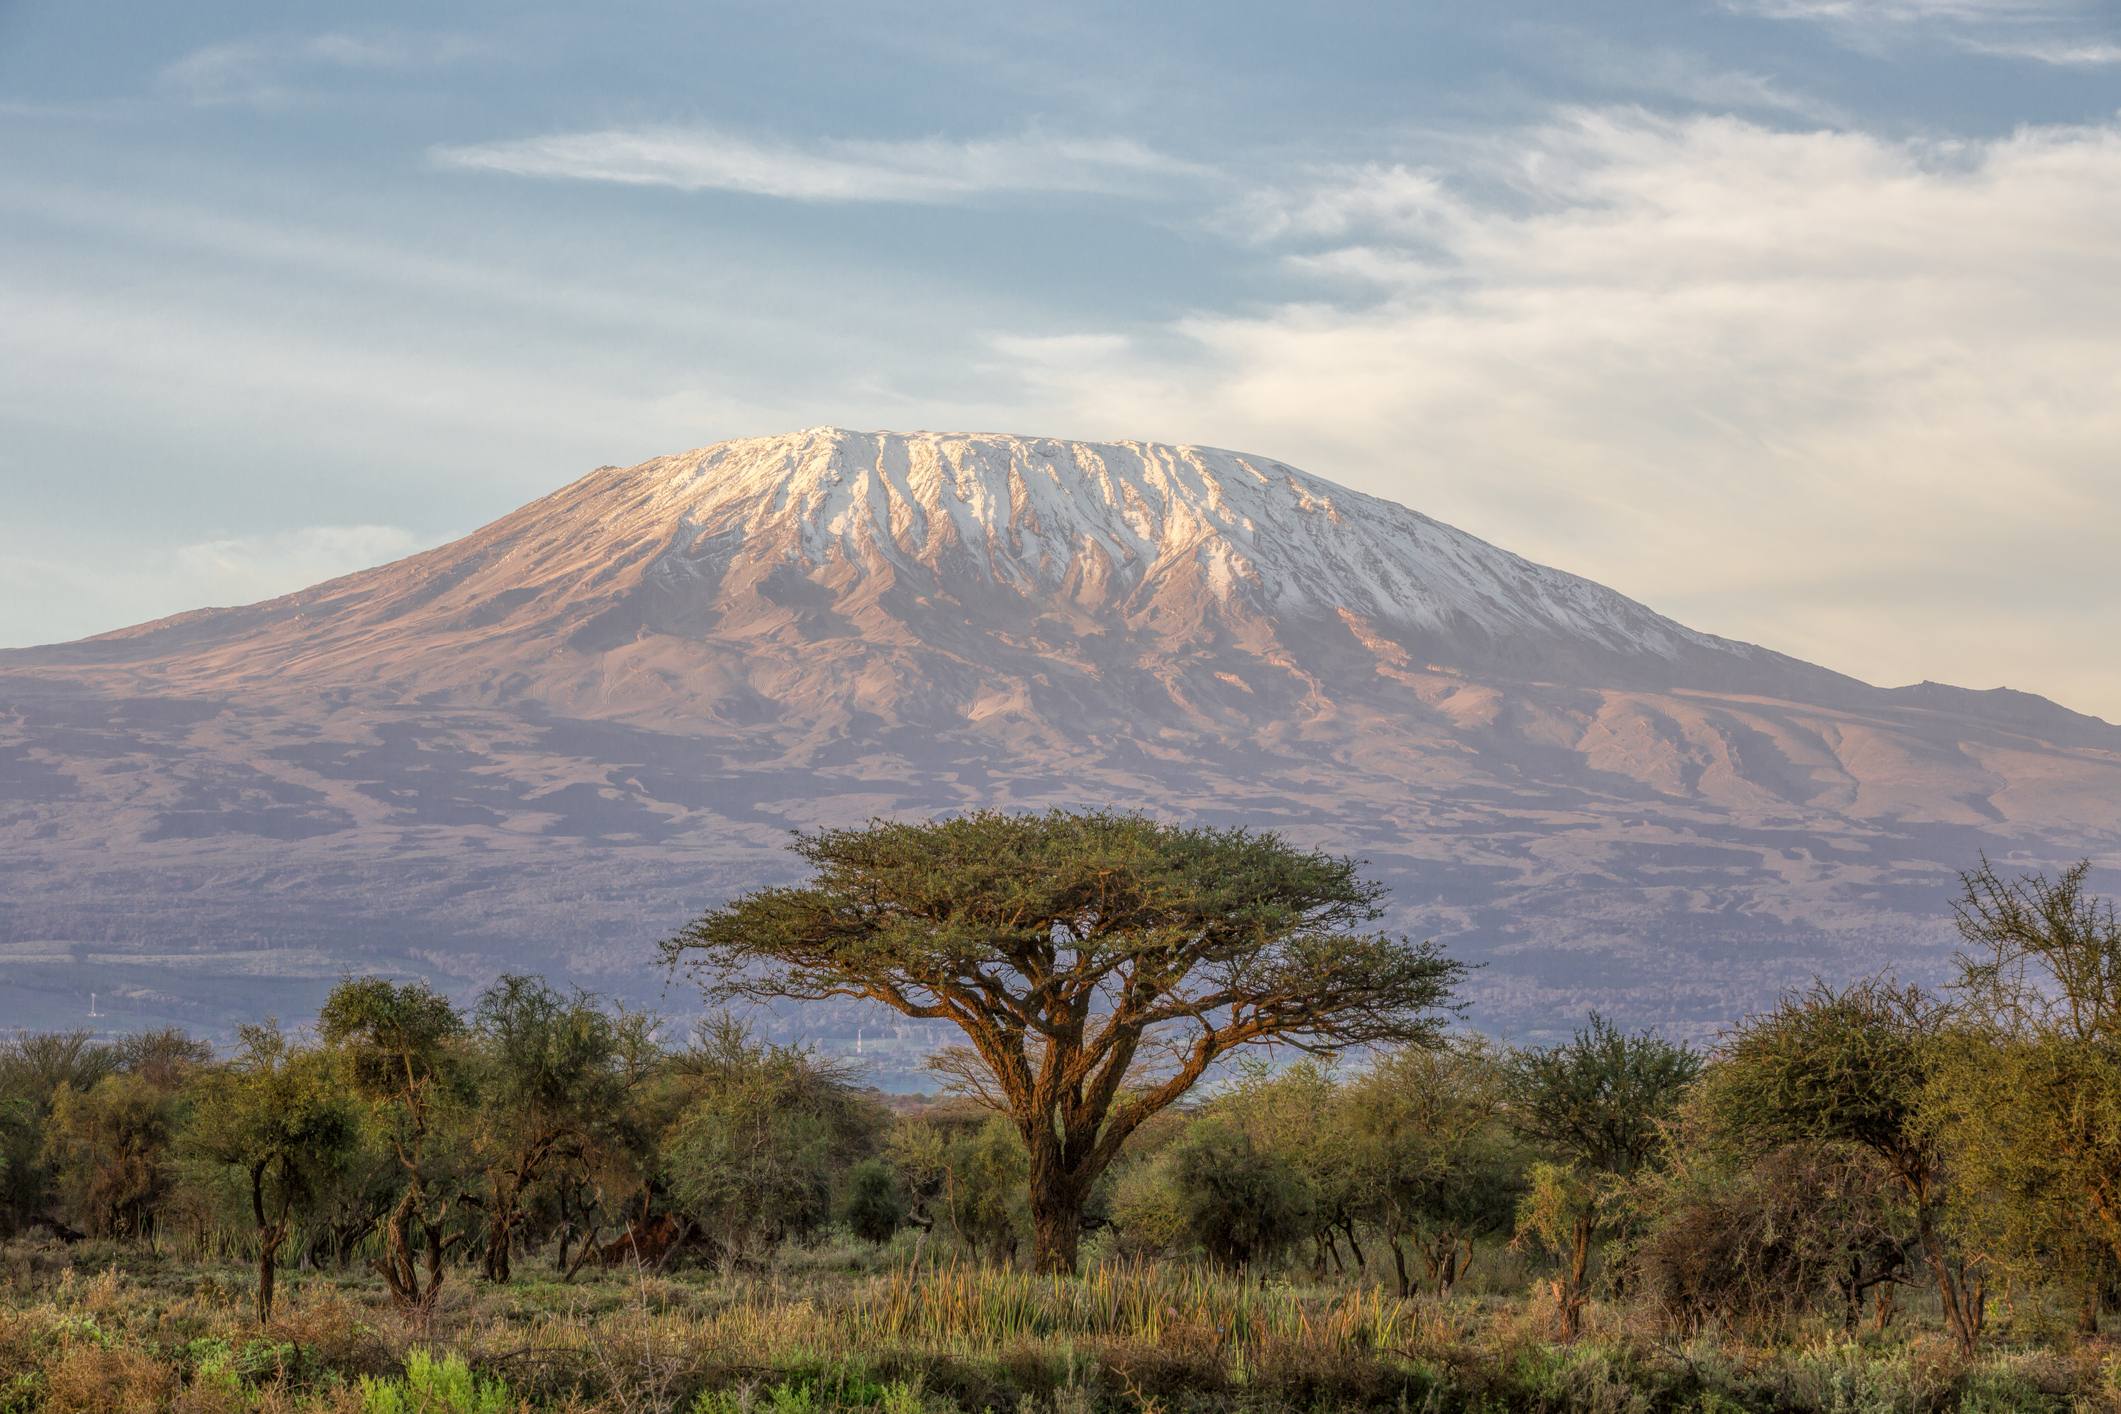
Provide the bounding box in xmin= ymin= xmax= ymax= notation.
xmin=2 ymin=1233 xmax=2109 ymax=1414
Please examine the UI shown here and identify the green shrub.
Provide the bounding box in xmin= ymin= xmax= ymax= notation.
xmin=845 ymin=1162 xmax=906 ymax=1246
xmin=359 ymin=1349 xmax=509 ymax=1414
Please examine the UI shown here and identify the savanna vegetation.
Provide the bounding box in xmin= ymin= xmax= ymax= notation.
xmin=2 ymin=814 xmax=2118 ymax=1414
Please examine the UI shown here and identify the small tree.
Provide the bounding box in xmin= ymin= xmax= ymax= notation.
xmin=844 ymin=1159 xmax=906 ymax=1244
xmin=1214 ymin=1058 xmax=1368 ymax=1276
xmin=882 ymin=1107 xmax=1028 ymax=1265
xmin=44 ymin=1072 xmax=182 ymax=1241
xmin=664 ymin=1016 xmax=883 ymax=1268
xmin=1168 ymin=1119 xmax=1308 ymax=1273
xmin=1633 ymin=1091 xmax=1912 ymax=1335
xmin=1704 ymin=978 xmax=1984 ymax=1354
xmin=662 ymin=810 xmax=1464 ymax=1273
xmin=467 ymin=976 xmax=659 ymax=1281
xmin=1508 ymin=1015 xmax=1700 ymax=1337
xmin=1344 ymin=1037 xmax=1518 ymax=1297
xmin=0 ymin=1029 xmax=119 ymax=1234
xmin=318 ymin=976 xmax=466 ymax=1318
xmin=1925 ymin=857 xmax=2121 ymax=1332
xmin=182 ymin=1021 xmax=355 ymax=1321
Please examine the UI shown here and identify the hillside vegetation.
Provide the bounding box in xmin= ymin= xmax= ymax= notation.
xmin=5 ymin=846 xmax=2121 ymax=1413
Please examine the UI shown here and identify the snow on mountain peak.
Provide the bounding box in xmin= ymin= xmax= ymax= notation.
xmin=623 ymin=427 xmax=1738 ymax=666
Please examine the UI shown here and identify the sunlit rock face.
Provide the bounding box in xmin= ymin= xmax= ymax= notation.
xmin=4 ymin=428 xmax=2117 ymax=1049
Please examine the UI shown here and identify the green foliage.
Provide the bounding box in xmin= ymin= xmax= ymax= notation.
xmin=1106 ymin=1157 xmax=1188 ymax=1259
xmin=319 ymin=977 xmax=465 ymax=1110
xmin=1506 ymin=1016 xmax=1696 ymax=1338
xmin=42 ymin=1073 xmax=182 ymax=1240
xmin=1630 ymin=1123 xmax=1912 ymax=1334
xmin=318 ymin=977 xmax=475 ymax=1313
xmin=1212 ymin=1058 xmax=1362 ymax=1263
xmin=1928 ymin=858 xmax=2121 ymax=1301
xmin=663 ymin=808 xmax=1465 ymax=1273
xmin=947 ymin=1118 xmax=1030 ymax=1265
xmin=666 ymin=1016 xmax=887 ymax=1265
xmin=1167 ymin=1118 xmax=1308 ymax=1270
xmin=691 ymin=1374 xmax=921 ymax=1414
xmin=1513 ymin=1162 xmax=1599 ymax=1262
xmin=843 ymin=1159 xmax=905 ymax=1245
xmin=466 ymin=974 xmax=660 ymax=1280
xmin=181 ymin=1022 xmax=354 ymax=1199
xmin=1341 ymin=1038 xmax=1519 ymax=1295
xmin=359 ymin=1350 xmax=509 ymax=1414
xmin=0 ymin=1032 xmax=111 ymax=1201
xmin=179 ymin=1019 xmax=356 ymax=1318
xmin=1702 ymin=979 xmax=1937 ymax=1168
xmin=1508 ymin=1014 xmax=1700 ymax=1179
xmin=1699 ymin=977 xmax=1988 ymax=1352
xmin=882 ymin=1110 xmax=1029 ymax=1262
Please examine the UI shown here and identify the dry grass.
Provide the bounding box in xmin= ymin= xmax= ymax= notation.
xmin=1 ymin=1236 xmax=2113 ymax=1413
xmin=42 ymin=1342 xmax=178 ymax=1414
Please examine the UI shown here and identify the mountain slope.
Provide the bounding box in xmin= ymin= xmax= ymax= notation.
xmin=3 ymin=429 xmax=2117 ymax=1051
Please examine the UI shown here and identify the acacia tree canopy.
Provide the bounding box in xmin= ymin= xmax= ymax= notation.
xmin=660 ymin=809 xmax=1466 ymax=1274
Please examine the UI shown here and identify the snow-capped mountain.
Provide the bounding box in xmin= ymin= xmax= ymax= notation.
xmin=42 ymin=428 xmax=1850 ymax=719
xmin=3 ymin=429 xmax=2116 ymax=1048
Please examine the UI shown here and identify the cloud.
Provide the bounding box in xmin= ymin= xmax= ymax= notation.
xmin=170 ymin=525 xmax=430 ymax=605
xmin=0 ymin=526 xmax=435 ymax=649
xmin=1960 ymin=37 xmax=2121 ymax=62
xmin=432 ymin=127 xmax=1215 ymax=203
xmin=1732 ymin=0 xmax=2121 ymax=63
xmin=161 ymin=32 xmax=495 ymax=105
xmin=998 ymin=109 xmax=2121 ymax=718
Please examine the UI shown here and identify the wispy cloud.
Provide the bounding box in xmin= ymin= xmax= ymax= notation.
xmin=171 ymin=525 xmax=429 ymax=603
xmin=0 ymin=525 xmax=434 ymax=648
xmin=1959 ymin=36 xmax=2121 ymax=62
xmin=161 ymin=31 xmax=497 ymax=105
xmin=1733 ymin=0 xmax=2121 ymax=63
xmin=431 ymin=127 xmax=1215 ymax=204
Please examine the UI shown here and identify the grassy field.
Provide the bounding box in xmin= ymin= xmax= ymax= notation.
xmin=1 ymin=1233 xmax=2111 ymax=1414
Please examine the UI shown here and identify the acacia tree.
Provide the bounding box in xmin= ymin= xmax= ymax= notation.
xmin=0 ymin=1030 xmax=118 ymax=1234
xmin=318 ymin=977 xmax=465 ymax=1318
xmin=1705 ymin=978 xmax=1986 ymax=1354
xmin=663 ymin=1016 xmax=884 ymax=1268
xmin=1508 ymin=1015 xmax=1700 ymax=1337
xmin=662 ymin=809 xmax=1465 ymax=1274
xmin=1215 ymin=1058 xmax=1367 ymax=1276
xmin=183 ymin=1021 xmax=354 ymax=1321
xmin=1924 ymin=857 xmax=2121 ymax=1331
xmin=468 ymin=976 xmax=658 ymax=1282
xmin=1345 ymin=1038 xmax=1517 ymax=1297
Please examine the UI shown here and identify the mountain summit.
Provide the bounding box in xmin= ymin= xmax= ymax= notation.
xmin=47 ymin=428 xmax=1853 ymax=726
xmin=3 ymin=429 xmax=2117 ymax=1047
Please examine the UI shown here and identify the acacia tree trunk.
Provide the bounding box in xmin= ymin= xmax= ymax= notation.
xmin=1030 ymin=1194 xmax=1081 ymax=1274
xmin=370 ymin=1184 xmax=458 ymax=1320
xmin=1554 ymin=1209 xmax=1594 ymax=1340
xmin=484 ymin=1188 xmax=517 ymax=1283
xmin=1341 ymin=1221 xmax=1366 ymax=1272
xmin=1916 ymin=1209 xmax=1984 ymax=1355
xmin=248 ymin=1162 xmax=292 ymax=1323
xmin=257 ymin=1219 xmax=289 ymax=1323
xmin=1025 ymin=1138 xmax=1097 ymax=1274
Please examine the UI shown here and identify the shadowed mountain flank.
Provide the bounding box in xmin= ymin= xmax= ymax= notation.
xmin=4 ymin=428 xmax=2117 ymax=1049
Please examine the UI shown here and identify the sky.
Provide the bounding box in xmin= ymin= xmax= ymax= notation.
xmin=3 ymin=0 xmax=2118 ymax=718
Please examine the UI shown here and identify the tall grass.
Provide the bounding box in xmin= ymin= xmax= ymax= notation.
xmin=853 ymin=1260 xmax=1414 ymax=1354
xmin=0 ymin=1235 xmax=2110 ymax=1414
